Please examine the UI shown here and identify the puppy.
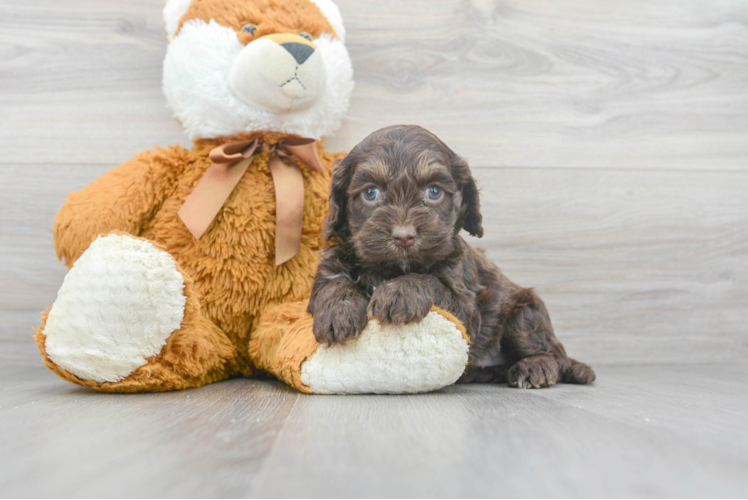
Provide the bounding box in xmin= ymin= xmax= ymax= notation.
xmin=308 ymin=125 xmax=596 ymax=388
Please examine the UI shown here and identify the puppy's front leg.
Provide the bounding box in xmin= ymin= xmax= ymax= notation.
xmin=308 ymin=276 xmax=369 ymax=345
xmin=368 ymin=274 xmax=457 ymax=326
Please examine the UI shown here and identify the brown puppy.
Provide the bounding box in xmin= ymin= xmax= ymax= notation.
xmin=307 ymin=125 xmax=595 ymax=388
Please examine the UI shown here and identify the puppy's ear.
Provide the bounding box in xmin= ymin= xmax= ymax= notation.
xmin=324 ymin=155 xmax=355 ymax=241
xmin=452 ymin=155 xmax=484 ymax=238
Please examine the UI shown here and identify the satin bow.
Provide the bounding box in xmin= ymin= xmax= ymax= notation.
xmin=178 ymin=136 xmax=325 ymax=265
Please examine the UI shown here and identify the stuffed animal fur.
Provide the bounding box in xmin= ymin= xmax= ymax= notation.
xmin=34 ymin=0 xmax=469 ymax=394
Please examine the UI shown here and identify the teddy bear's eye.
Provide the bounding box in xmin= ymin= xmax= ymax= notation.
xmin=241 ymin=23 xmax=257 ymax=35
xmin=298 ymin=32 xmax=313 ymax=41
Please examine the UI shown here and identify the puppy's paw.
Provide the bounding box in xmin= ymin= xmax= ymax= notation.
xmin=367 ymin=280 xmax=432 ymax=326
xmin=565 ymin=359 xmax=596 ymax=384
xmin=507 ymin=355 xmax=560 ymax=389
xmin=312 ymin=294 xmax=369 ymax=345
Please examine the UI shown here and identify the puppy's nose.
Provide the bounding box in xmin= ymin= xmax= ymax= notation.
xmin=281 ymin=42 xmax=314 ymax=65
xmin=392 ymin=226 xmax=417 ymax=247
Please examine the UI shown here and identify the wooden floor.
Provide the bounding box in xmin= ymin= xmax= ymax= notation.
xmin=1 ymin=357 xmax=747 ymax=497
xmin=1 ymin=0 xmax=747 ymax=497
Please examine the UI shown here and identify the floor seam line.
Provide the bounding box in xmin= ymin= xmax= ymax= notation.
xmin=247 ymin=390 xmax=301 ymax=496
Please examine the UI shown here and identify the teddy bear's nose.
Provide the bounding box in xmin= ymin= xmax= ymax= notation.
xmin=281 ymin=42 xmax=315 ymax=65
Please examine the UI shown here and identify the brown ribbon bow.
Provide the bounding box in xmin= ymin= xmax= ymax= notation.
xmin=178 ymin=137 xmax=325 ymax=265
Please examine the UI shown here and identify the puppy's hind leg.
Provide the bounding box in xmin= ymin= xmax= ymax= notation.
xmin=564 ymin=358 xmax=596 ymax=384
xmin=500 ymin=288 xmax=595 ymax=388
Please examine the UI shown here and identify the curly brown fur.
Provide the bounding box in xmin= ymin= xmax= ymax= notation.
xmin=308 ymin=125 xmax=595 ymax=388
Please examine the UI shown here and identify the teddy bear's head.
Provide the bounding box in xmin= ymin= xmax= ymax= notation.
xmin=163 ymin=0 xmax=353 ymax=141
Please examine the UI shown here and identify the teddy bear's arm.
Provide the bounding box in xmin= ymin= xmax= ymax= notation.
xmin=54 ymin=147 xmax=186 ymax=267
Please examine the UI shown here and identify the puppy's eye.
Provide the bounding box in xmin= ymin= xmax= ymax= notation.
xmin=298 ymin=32 xmax=313 ymax=41
xmin=241 ymin=23 xmax=257 ymax=35
xmin=426 ymin=186 xmax=443 ymax=201
xmin=362 ymin=187 xmax=381 ymax=202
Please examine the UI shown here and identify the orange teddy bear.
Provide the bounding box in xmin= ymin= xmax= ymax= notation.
xmin=34 ymin=0 xmax=469 ymax=394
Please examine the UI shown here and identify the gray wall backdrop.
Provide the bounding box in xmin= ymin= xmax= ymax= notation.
xmin=1 ymin=0 xmax=747 ymax=365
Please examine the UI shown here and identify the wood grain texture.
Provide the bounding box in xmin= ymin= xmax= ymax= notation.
xmin=0 ymin=1 xmax=189 ymax=164
xmin=470 ymin=167 xmax=748 ymax=364
xmin=0 ymin=365 xmax=301 ymax=498
xmin=1 ymin=0 xmax=747 ymax=168
xmin=254 ymin=365 xmax=748 ymax=498
xmin=1 ymin=363 xmax=747 ymax=497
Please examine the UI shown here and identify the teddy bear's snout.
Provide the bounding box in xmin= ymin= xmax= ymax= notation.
xmin=281 ymin=42 xmax=315 ymax=65
xmin=229 ymin=33 xmax=326 ymax=114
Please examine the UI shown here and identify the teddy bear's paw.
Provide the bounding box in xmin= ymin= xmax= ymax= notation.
xmin=300 ymin=309 xmax=470 ymax=394
xmin=43 ymin=234 xmax=186 ymax=383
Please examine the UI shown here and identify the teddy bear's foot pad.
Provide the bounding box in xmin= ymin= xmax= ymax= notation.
xmin=43 ymin=234 xmax=186 ymax=383
xmin=300 ymin=311 xmax=470 ymax=394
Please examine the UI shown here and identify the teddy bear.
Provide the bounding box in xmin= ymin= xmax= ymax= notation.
xmin=34 ymin=0 xmax=470 ymax=394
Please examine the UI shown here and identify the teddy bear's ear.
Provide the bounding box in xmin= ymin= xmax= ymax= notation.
xmin=164 ymin=0 xmax=192 ymax=42
xmin=309 ymin=0 xmax=346 ymax=42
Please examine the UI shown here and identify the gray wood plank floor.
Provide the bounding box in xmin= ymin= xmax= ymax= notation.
xmin=1 ymin=0 xmax=747 ymax=497
xmin=1 ymin=362 xmax=747 ymax=497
